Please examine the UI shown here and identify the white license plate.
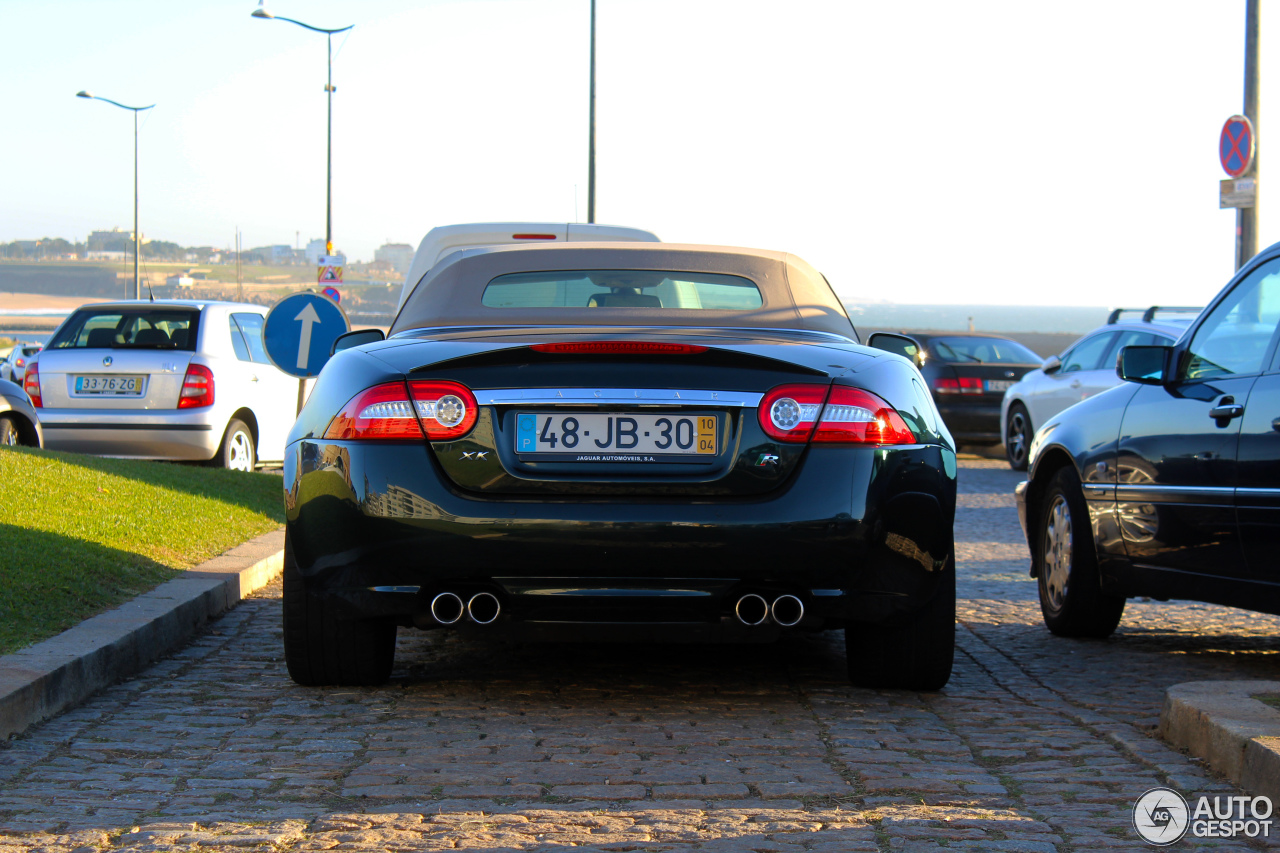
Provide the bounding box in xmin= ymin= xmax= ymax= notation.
xmin=985 ymin=379 xmax=1014 ymax=392
xmin=517 ymin=412 xmax=717 ymax=458
xmin=74 ymin=375 xmax=145 ymax=395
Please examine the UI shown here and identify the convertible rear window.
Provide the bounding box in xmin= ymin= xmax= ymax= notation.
xmin=480 ymin=270 xmax=764 ymax=311
xmin=48 ymin=308 xmax=200 ymax=351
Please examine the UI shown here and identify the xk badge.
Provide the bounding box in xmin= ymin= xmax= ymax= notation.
xmin=460 ymin=451 xmax=489 ymax=461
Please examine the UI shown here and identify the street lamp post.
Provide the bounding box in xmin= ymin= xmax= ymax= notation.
xmin=252 ymin=2 xmax=353 ymax=257
xmin=76 ymin=91 xmax=154 ymax=300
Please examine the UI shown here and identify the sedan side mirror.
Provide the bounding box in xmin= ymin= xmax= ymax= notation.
xmin=1118 ymin=345 xmax=1172 ymax=384
xmin=867 ymin=332 xmax=923 ymax=366
xmin=331 ymin=328 xmax=386 ymax=356
xmin=1041 ymin=355 xmax=1062 ymax=374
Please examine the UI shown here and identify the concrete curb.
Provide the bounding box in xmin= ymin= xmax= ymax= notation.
xmin=0 ymin=528 xmax=284 ymax=740
xmin=1159 ymin=680 xmax=1280 ymax=803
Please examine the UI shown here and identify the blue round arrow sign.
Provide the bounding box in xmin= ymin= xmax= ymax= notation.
xmin=262 ymin=292 xmax=351 ymax=378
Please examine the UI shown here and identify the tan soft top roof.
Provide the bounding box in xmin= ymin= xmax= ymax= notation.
xmin=390 ymin=242 xmax=855 ymax=338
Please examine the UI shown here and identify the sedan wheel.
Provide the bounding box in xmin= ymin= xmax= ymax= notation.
xmin=1036 ymin=467 xmax=1125 ymax=637
xmin=1005 ymin=404 xmax=1031 ymax=470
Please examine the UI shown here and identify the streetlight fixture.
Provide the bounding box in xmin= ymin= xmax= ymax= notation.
xmin=77 ymin=90 xmax=154 ymax=300
xmin=251 ymin=2 xmax=353 ymax=258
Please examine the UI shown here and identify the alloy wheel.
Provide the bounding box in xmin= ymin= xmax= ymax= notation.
xmin=1043 ymin=494 xmax=1073 ymax=611
xmin=228 ymin=430 xmax=254 ymax=471
xmin=1007 ymin=410 xmax=1029 ymax=467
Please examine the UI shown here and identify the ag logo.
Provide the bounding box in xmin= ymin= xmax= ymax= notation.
xmin=1133 ymin=787 xmax=1189 ymax=845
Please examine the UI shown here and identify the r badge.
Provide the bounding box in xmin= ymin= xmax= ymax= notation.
xmin=757 ymin=453 xmax=779 ymax=466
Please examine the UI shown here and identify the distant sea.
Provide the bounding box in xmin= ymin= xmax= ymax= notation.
xmin=845 ymin=303 xmax=1111 ymax=335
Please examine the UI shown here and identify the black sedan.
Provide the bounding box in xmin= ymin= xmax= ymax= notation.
xmin=868 ymin=333 xmax=1041 ymax=445
xmin=282 ymin=243 xmax=958 ymax=689
xmin=1016 ymin=241 xmax=1280 ymax=636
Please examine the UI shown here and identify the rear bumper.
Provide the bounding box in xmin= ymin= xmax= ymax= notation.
xmin=284 ymin=439 xmax=958 ymax=629
xmin=38 ymin=408 xmax=221 ymax=460
xmin=936 ymin=399 xmax=1002 ymax=443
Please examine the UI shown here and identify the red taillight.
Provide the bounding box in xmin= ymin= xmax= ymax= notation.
xmin=408 ymin=380 xmax=478 ymax=440
xmin=322 ymin=380 xmax=478 ymax=442
xmin=178 ymin=363 xmax=214 ymax=408
xmin=512 ymin=233 xmax=557 ymax=240
xmin=13 ymin=358 xmax=24 ymax=370
xmin=325 ymin=382 xmax=425 ymax=440
xmin=758 ymin=383 xmax=916 ymax=445
xmin=758 ymin=383 xmax=829 ymax=443
xmin=23 ymin=363 xmax=41 ymax=408
xmin=934 ymin=376 xmax=983 ymax=395
xmin=811 ymin=387 xmax=916 ymax=445
xmin=530 ymin=341 xmax=708 ymax=355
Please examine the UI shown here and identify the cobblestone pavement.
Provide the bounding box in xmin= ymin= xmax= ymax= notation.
xmin=3 ymin=458 xmax=1280 ymax=851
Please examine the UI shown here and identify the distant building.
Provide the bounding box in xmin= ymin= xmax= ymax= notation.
xmin=166 ymin=274 xmax=195 ymax=288
xmin=88 ymin=227 xmax=146 ymax=250
xmin=375 ymin=241 xmax=414 ymax=274
xmin=87 ymin=251 xmax=126 ymax=261
xmin=305 ymin=239 xmax=327 ymax=266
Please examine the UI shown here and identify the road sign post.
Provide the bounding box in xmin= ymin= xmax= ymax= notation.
xmin=262 ymin=291 xmax=351 ymax=415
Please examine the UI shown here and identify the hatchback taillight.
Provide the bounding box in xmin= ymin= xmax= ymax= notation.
xmin=23 ymin=363 xmax=41 ymax=408
xmin=934 ymin=376 xmax=983 ymax=395
xmin=323 ymin=380 xmax=478 ymax=442
xmin=758 ymin=383 xmax=915 ymax=446
xmin=178 ymin=364 xmax=214 ymax=409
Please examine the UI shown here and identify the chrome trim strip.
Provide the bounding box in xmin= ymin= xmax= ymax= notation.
xmin=476 ymin=388 xmax=764 ymax=407
xmin=1236 ymin=487 xmax=1280 ymax=496
xmin=1114 ymin=483 xmax=1234 ymax=504
xmin=370 ymin=585 xmax=422 ymax=594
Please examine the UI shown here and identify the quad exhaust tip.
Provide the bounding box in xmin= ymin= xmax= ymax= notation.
xmin=771 ymin=594 xmax=805 ymax=627
xmin=430 ymin=591 xmax=465 ymax=625
xmin=467 ymin=591 xmax=501 ymax=625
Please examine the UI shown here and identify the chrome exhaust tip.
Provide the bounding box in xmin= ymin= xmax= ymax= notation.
xmin=734 ymin=593 xmax=769 ymax=626
xmin=467 ymin=591 xmax=501 ymax=625
xmin=771 ymin=594 xmax=805 ymax=627
xmin=430 ymin=591 xmax=465 ymax=625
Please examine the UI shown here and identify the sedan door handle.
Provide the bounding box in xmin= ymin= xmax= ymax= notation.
xmin=1209 ymin=403 xmax=1244 ymax=420
xmin=1069 ymin=380 xmax=1082 ymax=388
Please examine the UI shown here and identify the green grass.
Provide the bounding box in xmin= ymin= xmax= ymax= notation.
xmin=1255 ymin=694 xmax=1280 ymax=710
xmin=0 ymin=446 xmax=285 ymax=655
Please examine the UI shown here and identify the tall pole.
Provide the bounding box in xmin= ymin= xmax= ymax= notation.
xmin=587 ymin=0 xmax=597 ymax=224
xmin=326 ymin=32 xmax=334 ymax=254
xmin=76 ymin=92 xmax=153 ymax=300
xmin=251 ymin=6 xmax=351 ymax=256
xmin=133 ymin=109 xmax=140 ymax=300
xmin=1239 ymin=0 xmax=1261 ymax=269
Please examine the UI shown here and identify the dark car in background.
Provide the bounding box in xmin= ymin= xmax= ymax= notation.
xmin=868 ymin=333 xmax=1041 ymax=445
xmin=283 ymin=243 xmax=958 ymax=690
xmin=1016 ymin=243 xmax=1280 ymax=637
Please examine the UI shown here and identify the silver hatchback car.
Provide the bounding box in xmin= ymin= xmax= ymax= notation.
xmin=25 ymin=300 xmax=300 ymax=470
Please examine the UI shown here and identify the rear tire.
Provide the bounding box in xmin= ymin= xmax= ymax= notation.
xmin=1005 ymin=403 xmax=1032 ymax=471
xmin=845 ymin=561 xmax=955 ymax=690
xmin=217 ymin=418 xmax=256 ymax=472
xmin=0 ymin=414 xmax=20 ymax=447
xmin=282 ymin=536 xmax=396 ymax=686
xmin=1036 ymin=466 xmax=1125 ymax=637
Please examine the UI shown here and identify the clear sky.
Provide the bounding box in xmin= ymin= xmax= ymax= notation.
xmin=1 ymin=1 xmax=1269 ymax=306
